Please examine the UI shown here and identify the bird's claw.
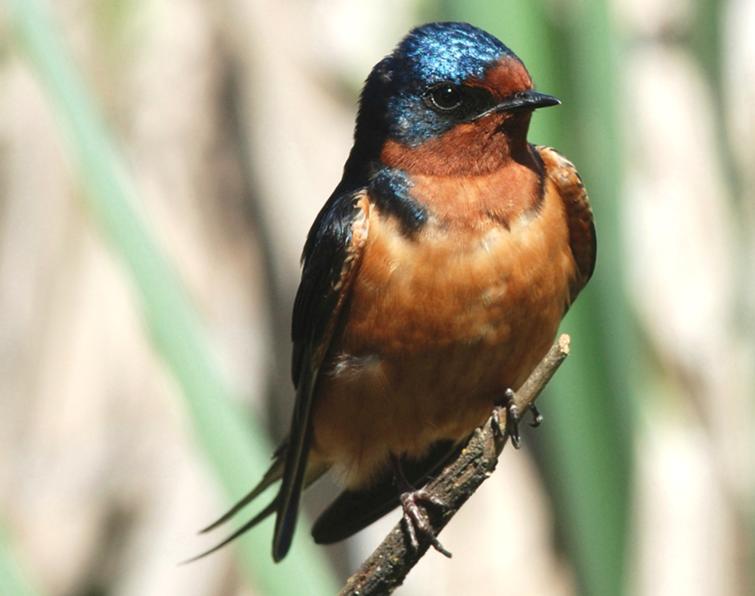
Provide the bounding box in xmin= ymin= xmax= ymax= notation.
xmin=529 ymin=404 xmax=543 ymax=427
xmin=492 ymin=388 xmax=521 ymax=448
xmin=400 ymin=489 xmax=451 ymax=558
xmin=492 ymin=390 xmax=544 ymax=446
xmin=491 ymin=405 xmax=504 ymax=439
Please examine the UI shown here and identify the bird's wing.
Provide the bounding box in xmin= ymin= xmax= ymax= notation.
xmin=273 ymin=190 xmax=371 ymax=561
xmin=311 ymin=439 xmax=463 ymax=544
xmin=188 ymin=190 xmax=369 ymax=563
xmin=536 ymin=145 xmax=597 ymax=301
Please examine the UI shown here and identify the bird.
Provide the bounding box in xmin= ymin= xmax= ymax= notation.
xmin=195 ymin=21 xmax=595 ymax=563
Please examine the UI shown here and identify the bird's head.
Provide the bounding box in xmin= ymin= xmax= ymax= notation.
xmin=351 ymin=22 xmax=559 ymax=176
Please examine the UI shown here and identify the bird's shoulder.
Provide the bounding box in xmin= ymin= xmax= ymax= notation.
xmin=535 ymin=144 xmax=597 ymax=298
xmin=291 ymin=188 xmax=370 ymax=387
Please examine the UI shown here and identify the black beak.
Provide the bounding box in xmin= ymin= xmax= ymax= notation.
xmin=473 ymin=90 xmax=561 ymax=120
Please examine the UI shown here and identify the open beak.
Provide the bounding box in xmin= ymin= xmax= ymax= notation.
xmin=473 ymin=90 xmax=561 ymax=120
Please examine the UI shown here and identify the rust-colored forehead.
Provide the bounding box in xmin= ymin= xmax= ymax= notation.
xmin=474 ymin=56 xmax=533 ymax=98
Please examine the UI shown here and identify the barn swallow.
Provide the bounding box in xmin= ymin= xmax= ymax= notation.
xmin=196 ymin=21 xmax=595 ymax=562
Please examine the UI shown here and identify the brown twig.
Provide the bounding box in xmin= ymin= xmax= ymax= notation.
xmin=339 ymin=334 xmax=571 ymax=596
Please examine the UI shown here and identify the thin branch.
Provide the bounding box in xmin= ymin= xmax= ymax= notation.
xmin=339 ymin=334 xmax=571 ymax=596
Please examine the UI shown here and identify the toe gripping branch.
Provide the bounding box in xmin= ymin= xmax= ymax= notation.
xmin=399 ymin=489 xmax=451 ymax=558
xmin=391 ymin=454 xmax=451 ymax=558
xmin=492 ymin=389 xmax=544 ymax=449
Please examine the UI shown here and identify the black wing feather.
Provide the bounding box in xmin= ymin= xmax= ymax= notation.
xmin=273 ymin=190 xmax=370 ymax=561
xmin=291 ymin=190 xmax=367 ymax=386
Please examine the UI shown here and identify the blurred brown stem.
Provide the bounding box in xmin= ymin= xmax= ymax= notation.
xmin=339 ymin=334 xmax=571 ymax=596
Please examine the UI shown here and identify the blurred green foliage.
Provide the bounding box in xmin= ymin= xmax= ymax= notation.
xmin=0 ymin=526 xmax=40 ymax=596
xmin=7 ymin=0 xmax=338 ymax=594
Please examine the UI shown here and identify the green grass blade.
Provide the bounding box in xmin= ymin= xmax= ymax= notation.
xmin=0 ymin=526 xmax=41 ymax=596
xmin=549 ymin=1 xmax=635 ymax=594
xmin=6 ymin=1 xmax=338 ymax=593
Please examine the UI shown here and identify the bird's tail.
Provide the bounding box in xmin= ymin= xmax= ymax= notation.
xmin=183 ymin=445 xmax=327 ymax=563
xmin=199 ymin=447 xmax=287 ymax=535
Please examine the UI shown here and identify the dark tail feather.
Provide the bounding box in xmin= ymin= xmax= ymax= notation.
xmin=271 ymin=364 xmax=322 ymax=562
xmin=271 ymin=424 xmax=314 ymax=562
xmin=312 ymin=439 xmax=462 ymax=544
xmin=181 ymin=498 xmax=278 ymax=564
xmin=185 ymin=461 xmax=328 ymax=564
xmin=311 ymin=478 xmax=398 ymax=544
xmin=199 ymin=451 xmax=286 ymax=534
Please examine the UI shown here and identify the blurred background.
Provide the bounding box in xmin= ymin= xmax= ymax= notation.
xmin=1 ymin=0 xmax=753 ymax=594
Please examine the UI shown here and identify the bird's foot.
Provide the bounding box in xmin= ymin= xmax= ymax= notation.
xmin=529 ymin=404 xmax=544 ymax=428
xmin=492 ymin=388 xmax=542 ymax=448
xmin=399 ymin=488 xmax=451 ymax=558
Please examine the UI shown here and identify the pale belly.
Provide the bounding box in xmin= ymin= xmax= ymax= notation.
xmin=311 ymin=185 xmax=576 ymax=488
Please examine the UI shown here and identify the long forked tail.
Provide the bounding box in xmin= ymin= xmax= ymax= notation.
xmin=183 ymin=447 xmax=328 ymax=563
xmin=181 ymin=451 xmax=286 ymax=564
xmin=182 ymin=498 xmax=279 ymax=563
xmin=199 ymin=452 xmax=286 ymax=535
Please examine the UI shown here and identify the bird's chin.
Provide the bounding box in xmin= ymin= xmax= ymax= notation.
xmin=494 ymin=110 xmax=532 ymax=134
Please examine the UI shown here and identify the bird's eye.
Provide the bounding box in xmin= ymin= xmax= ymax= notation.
xmin=426 ymin=83 xmax=463 ymax=112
